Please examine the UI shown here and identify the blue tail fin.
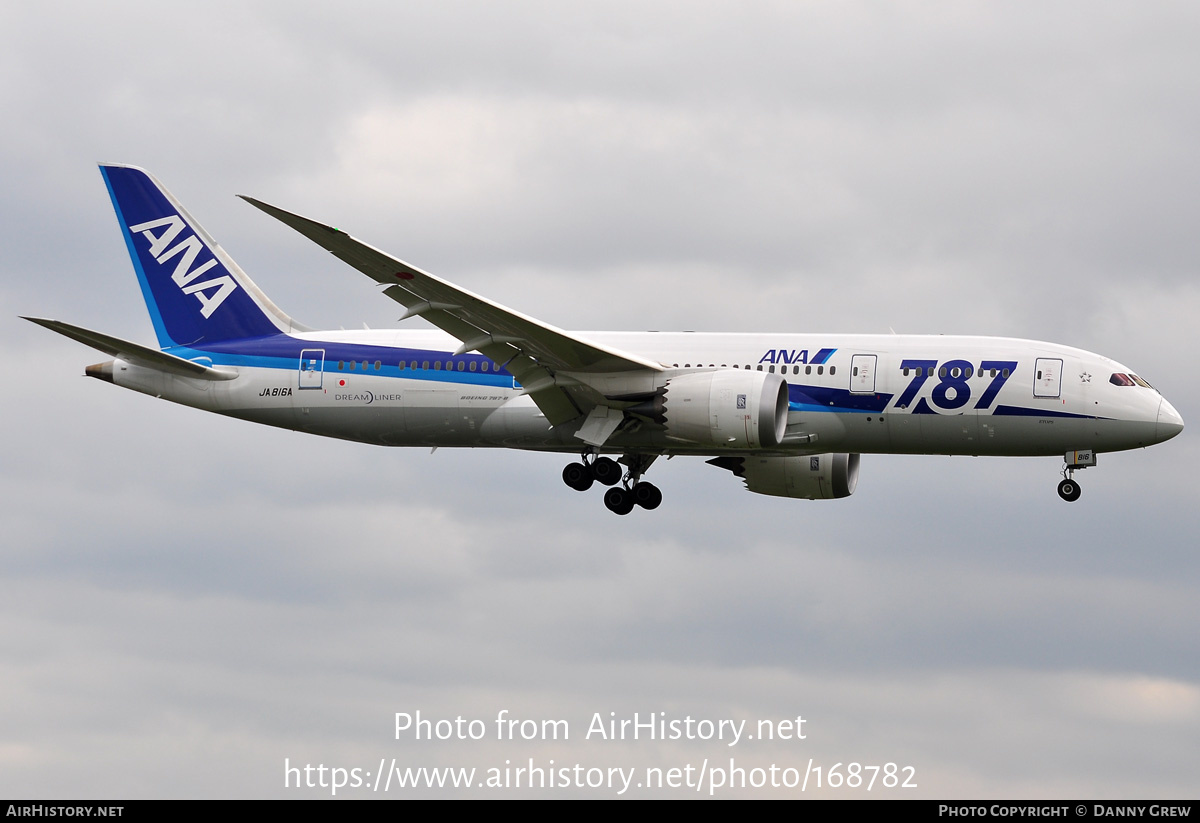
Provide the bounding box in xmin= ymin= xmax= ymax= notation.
xmin=100 ymin=164 xmax=305 ymax=349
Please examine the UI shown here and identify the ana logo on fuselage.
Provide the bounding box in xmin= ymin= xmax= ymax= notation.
xmin=127 ymin=215 xmax=238 ymax=318
xmin=758 ymin=347 xmax=836 ymax=366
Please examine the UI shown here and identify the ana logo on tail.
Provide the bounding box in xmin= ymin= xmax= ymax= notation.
xmin=128 ymin=215 xmax=239 ymax=318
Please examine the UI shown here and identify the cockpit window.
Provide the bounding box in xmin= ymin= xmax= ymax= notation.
xmin=1110 ymin=373 xmax=1155 ymax=389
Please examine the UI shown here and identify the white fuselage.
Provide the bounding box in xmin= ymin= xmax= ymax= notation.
xmin=107 ymin=329 xmax=1182 ymax=459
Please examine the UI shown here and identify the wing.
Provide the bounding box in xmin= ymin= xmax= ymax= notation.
xmin=240 ymin=197 xmax=662 ymax=427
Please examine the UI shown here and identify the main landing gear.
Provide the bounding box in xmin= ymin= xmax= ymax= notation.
xmin=562 ymin=452 xmax=661 ymax=515
xmin=1056 ymin=449 xmax=1095 ymax=502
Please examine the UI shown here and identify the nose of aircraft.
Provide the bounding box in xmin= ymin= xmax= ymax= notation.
xmin=1157 ymin=397 xmax=1185 ymax=443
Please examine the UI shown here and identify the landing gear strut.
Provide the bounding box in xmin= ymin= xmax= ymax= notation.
xmin=1057 ymin=450 xmax=1095 ymax=502
xmin=563 ymin=451 xmax=662 ymax=514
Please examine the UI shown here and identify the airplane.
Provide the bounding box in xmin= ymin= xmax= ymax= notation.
xmin=25 ymin=164 xmax=1185 ymax=515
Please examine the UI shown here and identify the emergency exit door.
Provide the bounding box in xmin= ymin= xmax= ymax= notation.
xmin=1033 ymin=357 xmax=1062 ymax=398
xmin=298 ymin=349 xmax=325 ymax=389
xmin=850 ymin=354 xmax=877 ymax=393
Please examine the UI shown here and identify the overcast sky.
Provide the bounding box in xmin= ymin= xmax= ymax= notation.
xmin=2 ymin=1 xmax=1197 ymax=798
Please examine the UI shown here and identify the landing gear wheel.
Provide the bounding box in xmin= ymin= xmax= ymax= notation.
xmin=631 ymin=481 xmax=662 ymax=510
xmin=562 ymin=462 xmax=594 ymax=492
xmin=592 ymin=457 xmax=622 ymax=486
xmin=603 ymin=487 xmax=635 ymax=515
xmin=1057 ymin=478 xmax=1081 ymax=502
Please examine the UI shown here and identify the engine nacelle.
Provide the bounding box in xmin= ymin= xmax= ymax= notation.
xmin=708 ymin=453 xmax=860 ymax=499
xmin=662 ymin=370 xmax=788 ymax=449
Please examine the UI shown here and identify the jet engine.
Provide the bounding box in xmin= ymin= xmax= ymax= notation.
xmin=707 ymin=453 xmax=860 ymax=499
xmin=656 ymin=370 xmax=789 ymax=449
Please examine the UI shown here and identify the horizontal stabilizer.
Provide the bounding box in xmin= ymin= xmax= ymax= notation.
xmin=22 ymin=317 xmax=236 ymax=380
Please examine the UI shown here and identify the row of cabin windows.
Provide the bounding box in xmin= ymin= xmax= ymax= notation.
xmin=337 ymin=360 xmax=383 ymax=371
xmin=330 ymin=361 xmax=1043 ymax=382
xmin=405 ymin=359 xmax=498 ymax=373
xmin=331 ymin=361 xmax=1042 ymax=382
xmin=338 ymin=359 xmax=503 ymax=373
xmin=901 ymin=366 xmax=1012 ymax=379
xmin=341 ymin=361 xmax=851 ymax=376
xmin=670 ymin=364 xmax=835 ymax=375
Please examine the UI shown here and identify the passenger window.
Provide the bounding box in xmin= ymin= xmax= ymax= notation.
xmin=817 ymin=366 xmax=824 ymax=375
xmin=337 ymin=361 xmax=344 ymax=370
xmin=433 ymin=361 xmax=441 ymax=370
xmin=422 ymin=360 xmax=429 ymax=370
xmin=829 ymin=366 xmax=835 ymax=375
xmin=374 ymin=361 xmax=381 ymax=370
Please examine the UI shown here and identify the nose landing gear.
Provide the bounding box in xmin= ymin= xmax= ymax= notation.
xmin=1057 ymin=449 xmax=1096 ymax=502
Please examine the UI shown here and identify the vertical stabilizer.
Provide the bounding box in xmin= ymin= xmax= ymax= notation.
xmin=99 ymin=164 xmax=305 ymax=349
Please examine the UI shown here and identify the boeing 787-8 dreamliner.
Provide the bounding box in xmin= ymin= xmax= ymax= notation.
xmin=25 ymin=165 xmax=1184 ymax=514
